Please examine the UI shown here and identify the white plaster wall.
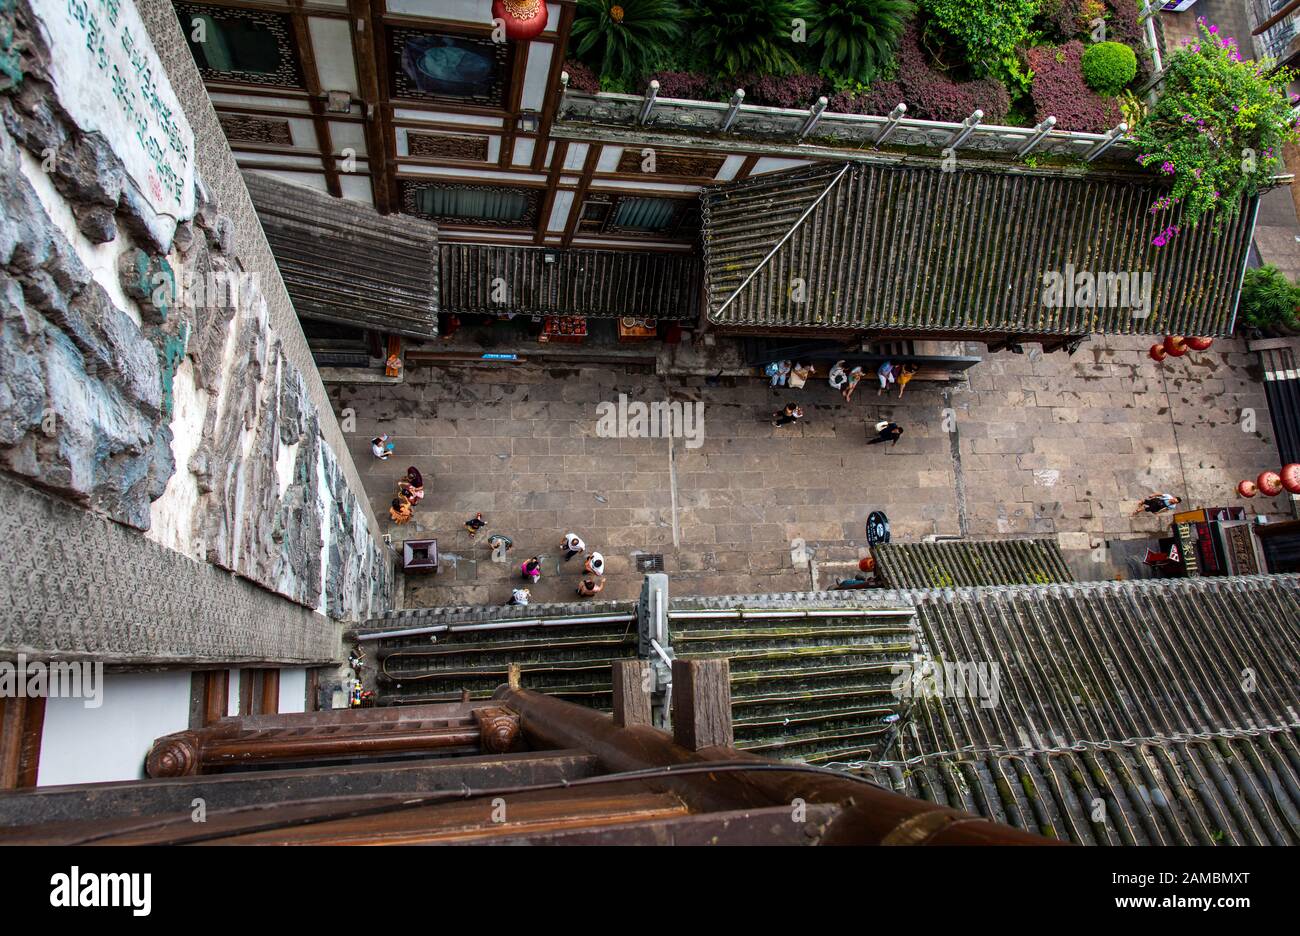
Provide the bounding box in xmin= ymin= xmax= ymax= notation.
xmin=278 ymin=667 xmax=308 ymax=714
xmin=37 ymin=671 xmax=192 ymax=786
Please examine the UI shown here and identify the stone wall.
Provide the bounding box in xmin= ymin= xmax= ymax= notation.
xmin=0 ymin=0 xmax=392 ymax=663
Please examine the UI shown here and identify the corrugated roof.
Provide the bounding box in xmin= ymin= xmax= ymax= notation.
xmin=244 ymin=172 xmax=439 ymax=338
xmin=702 ymin=162 xmax=1255 ymax=337
xmin=440 ymin=243 xmax=701 ymax=320
xmin=872 ymin=538 xmax=1074 ymax=588
xmin=863 ymin=576 xmax=1300 ymax=845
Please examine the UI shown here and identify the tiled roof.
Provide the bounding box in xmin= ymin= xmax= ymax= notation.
xmin=701 ymin=162 xmax=1255 ymax=337
xmin=861 ymin=576 xmax=1300 ymax=845
xmin=440 ymin=243 xmax=701 ymax=320
xmin=244 ymin=172 xmax=440 ymax=338
xmin=872 ymin=538 xmax=1074 ymax=588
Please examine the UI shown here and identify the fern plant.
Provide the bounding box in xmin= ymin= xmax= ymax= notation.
xmin=570 ymin=0 xmax=685 ymax=86
xmin=687 ymin=0 xmax=806 ymax=77
xmin=804 ymin=0 xmax=914 ymax=83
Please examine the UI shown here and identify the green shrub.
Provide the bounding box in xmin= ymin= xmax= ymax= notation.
xmin=1081 ymin=40 xmax=1137 ymax=94
xmin=803 ymin=0 xmax=914 ymax=84
xmin=1240 ymin=265 xmax=1300 ymax=332
xmin=687 ymin=0 xmax=806 ymax=77
xmin=570 ymin=0 xmax=684 ymax=86
xmin=918 ymin=0 xmax=1040 ymax=97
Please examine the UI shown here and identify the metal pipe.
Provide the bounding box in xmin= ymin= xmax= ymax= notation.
xmin=945 ymin=109 xmax=983 ymax=150
xmin=355 ymin=613 xmax=636 ymax=642
xmin=638 ymin=80 xmax=659 ymax=125
xmin=1017 ymin=115 xmax=1056 ymax=157
xmin=1084 ymin=122 xmax=1128 ymax=162
xmin=873 ymin=103 xmax=907 ymax=148
xmin=799 ymin=96 xmax=829 ymax=140
xmin=667 ymin=607 xmax=914 ymax=620
xmin=721 ymin=89 xmax=745 ymax=132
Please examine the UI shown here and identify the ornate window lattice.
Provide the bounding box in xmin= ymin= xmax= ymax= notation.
xmin=614 ymin=150 xmax=726 ymax=178
xmin=388 ymin=27 xmax=513 ymax=109
xmin=175 ymin=3 xmax=304 ymax=89
xmin=402 ymin=181 xmax=539 ymax=228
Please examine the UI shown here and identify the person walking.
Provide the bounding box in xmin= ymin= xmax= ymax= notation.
xmin=867 ymin=420 xmax=904 ymax=446
xmin=389 ymin=496 xmax=412 ymax=524
xmin=843 ymin=366 xmax=865 ymax=403
xmin=562 ymin=532 xmax=586 ymax=561
xmin=508 ymin=587 xmax=530 ymax=606
xmin=577 ymin=577 xmax=605 ymax=598
xmin=828 ymin=360 xmax=849 ymax=391
xmin=896 ymin=364 xmax=919 ymax=399
xmin=464 ymin=512 xmax=487 ymax=537
xmin=764 ymin=360 xmax=792 ymax=388
xmin=521 ymin=555 xmax=543 ymax=583
xmin=772 ymin=403 xmax=803 ymax=427
xmin=584 ymin=551 xmax=605 ymax=576
xmin=1131 ymin=493 xmax=1181 ymax=517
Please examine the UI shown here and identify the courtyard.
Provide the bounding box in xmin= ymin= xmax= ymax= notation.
xmin=331 ymin=335 xmax=1287 ymax=608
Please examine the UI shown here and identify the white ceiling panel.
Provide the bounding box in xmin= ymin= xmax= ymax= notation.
xmin=393 ymin=109 xmax=503 ymax=127
xmin=521 ymin=42 xmax=552 ymax=112
xmin=329 ymin=120 xmax=367 ymax=156
xmin=596 ymin=145 xmax=624 ymax=172
xmin=547 ymin=190 xmax=573 ymax=233
xmin=308 ymin=17 xmax=360 ymax=97
xmin=339 ymin=174 xmax=374 ymax=205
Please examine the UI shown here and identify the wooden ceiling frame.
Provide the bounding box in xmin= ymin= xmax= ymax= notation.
xmin=288 ymin=0 xmax=342 ymax=197
xmin=532 ymin=2 xmax=574 ymax=172
xmin=351 ymin=0 xmax=395 ymax=213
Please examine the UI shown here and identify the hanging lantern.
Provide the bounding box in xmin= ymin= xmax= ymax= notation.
xmin=1258 ymin=470 xmax=1283 ymax=497
xmin=1237 ymin=480 xmax=1258 ymax=498
xmin=1149 ymin=343 xmax=1167 ymax=362
xmin=1164 ymin=335 xmax=1188 ymax=357
xmin=492 ymin=0 xmax=549 ymax=40
xmin=1186 ymin=336 xmax=1214 ymax=351
xmin=1282 ymin=463 xmax=1300 ymax=494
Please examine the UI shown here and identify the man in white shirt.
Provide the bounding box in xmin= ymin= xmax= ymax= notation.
xmin=509 ymin=588 xmax=530 ymax=606
xmin=562 ymin=532 xmax=586 ymax=561
xmin=584 ymin=551 xmax=604 ymax=576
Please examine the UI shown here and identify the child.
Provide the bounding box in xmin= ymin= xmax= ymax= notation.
xmin=584 ymin=551 xmax=605 ymax=576
xmin=896 ymin=364 xmax=919 ymax=399
xmin=389 ymin=496 xmax=412 ymax=524
xmin=521 ymin=556 xmax=543 ymax=583
xmin=371 ymin=435 xmax=394 ymax=459
xmin=562 ymin=532 xmax=586 ymax=561
xmin=577 ymin=577 xmax=605 ymax=598
xmin=464 ymin=512 xmax=486 ymax=537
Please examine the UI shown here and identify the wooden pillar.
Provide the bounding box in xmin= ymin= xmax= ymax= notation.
xmin=611 ymin=660 xmax=652 ymax=728
xmin=0 ymin=697 xmax=45 ymax=789
xmin=671 ymin=658 xmax=733 ymax=751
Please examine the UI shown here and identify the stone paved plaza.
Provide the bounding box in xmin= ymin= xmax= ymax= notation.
xmin=329 ymin=335 xmax=1289 ymax=607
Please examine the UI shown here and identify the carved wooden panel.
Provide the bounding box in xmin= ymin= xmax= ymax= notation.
xmin=401 ymin=180 xmax=539 ymax=229
xmin=407 ymin=132 xmax=489 ymax=161
xmin=615 ymin=149 xmax=726 ymax=178
xmin=219 ymin=114 xmax=293 ymax=146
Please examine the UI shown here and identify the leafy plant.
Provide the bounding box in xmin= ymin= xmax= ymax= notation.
xmin=686 ymin=0 xmax=806 ymax=77
xmin=802 ymin=0 xmax=915 ymax=84
xmin=1131 ymin=19 xmax=1300 ymax=243
xmin=1081 ymin=40 xmax=1136 ymax=94
xmin=919 ymin=0 xmax=1041 ymax=97
xmin=1240 ymin=265 xmax=1300 ymax=332
xmin=570 ymin=0 xmax=685 ymax=86
xmin=1027 ymin=42 xmax=1121 ymax=132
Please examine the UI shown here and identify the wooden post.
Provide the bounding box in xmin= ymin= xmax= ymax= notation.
xmin=671 ymin=658 xmax=733 ymax=751
xmin=611 ymin=660 xmax=652 ymax=728
xmin=507 ymin=663 xmax=522 ymax=690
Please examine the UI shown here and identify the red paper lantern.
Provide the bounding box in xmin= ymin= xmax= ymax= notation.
xmin=1149 ymin=343 xmax=1167 ymax=362
xmin=1164 ymin=335 xmax=1188 ymax=357
xmin=492 ymin=0 xmax=549 ymax=40
xmin=1258 ymin=471 xmax=1283 ymax=497
xmin=1186 ymin=336 xmax=1214 ymax=351
xmin=1281 ymin=463 xmax=1300 ymax=494
xmin=1237 ymin=480 xmax=1258 ymax=498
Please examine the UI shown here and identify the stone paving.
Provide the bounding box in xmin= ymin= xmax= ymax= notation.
xmin=328 ymin=335 xmax=1288 ymax=608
